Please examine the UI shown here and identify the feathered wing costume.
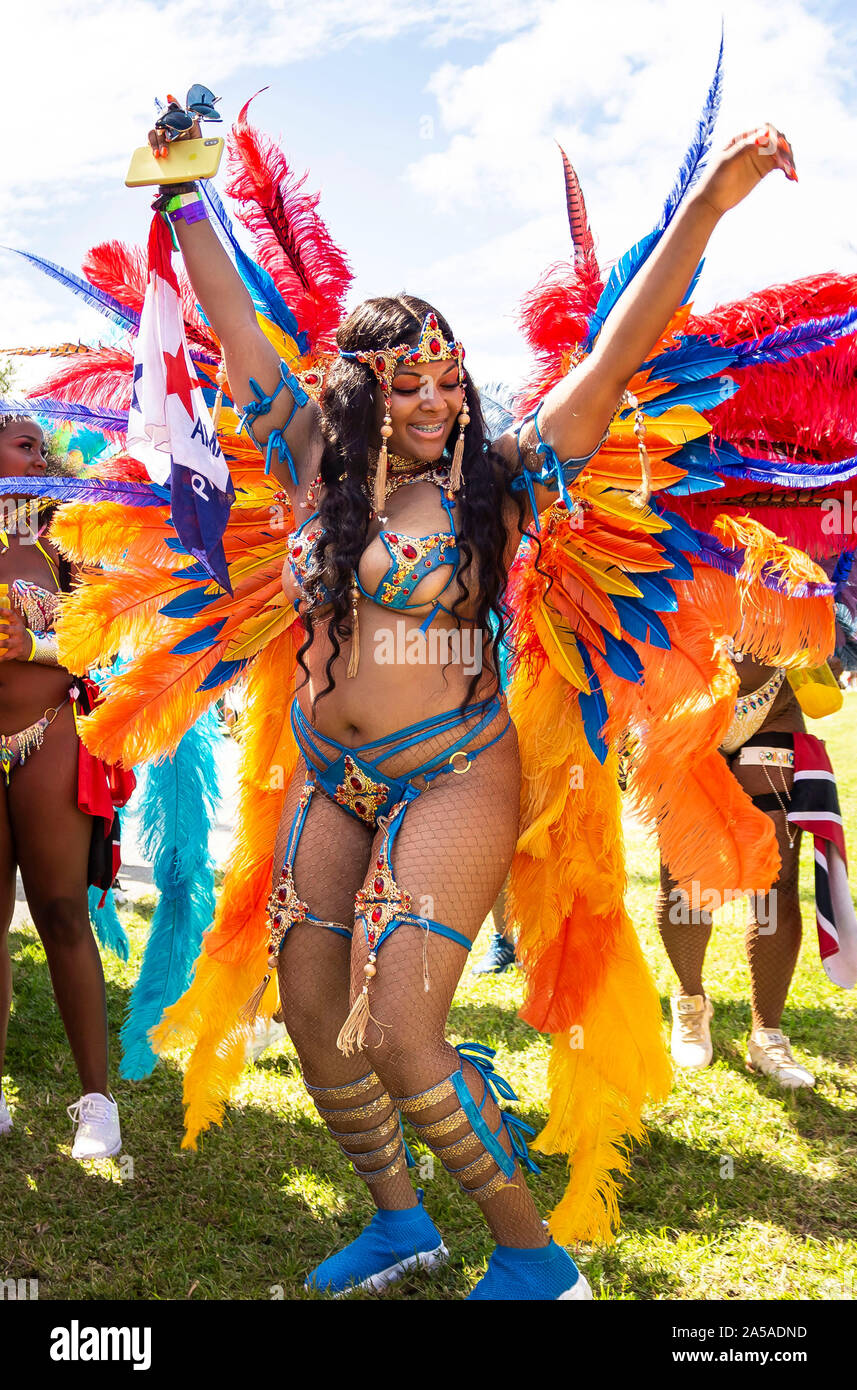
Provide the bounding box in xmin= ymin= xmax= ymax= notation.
xmin=502 ymin=49 xmax=849 ymax=1236
xmin=2 ymin=69 xmax=845 ymax=1241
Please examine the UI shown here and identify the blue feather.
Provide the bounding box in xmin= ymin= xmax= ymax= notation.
xmin=658 ymin=507 xmax=703 ymax=552
xmin=199 ymin=181 xmax=307 ymax=347
xmin=612 ymin=595 xmax=671 ymax=649
xmin=89 ymin=886 xmax=130 ymax=961
xmin=642 ymin=376 xmax=738 ymax=416
xmin=714 ymin=452 xmax=857 ymax=489
xmin=197 ymin=656 xmax=251 ymax=691
xmin=584 ymin=38 xmax=723 ymax=347
xmin=0 ymin=473 xmax=165 ymax=506
xmin=158 ymin=587 xmax=220 ymax=619
xmin=657 ymin=32 xmax=724 ymax=231
xmin=119 ymin=711 xmax=219 ymax=1080
xmin=656 ymin=543 xmax=695 ymax=581
xmin=644 ymin=335 xmax=737 ymax=383
xmin=578 ymin=644 xmax=609 ymax=762
xmin=170 ymin=619 xmax=227 ymax=655
xmin=832 ymin=551 xmax=855 ymax=592
xmin=0 ymin=397 xmax=128 ymax=435
xmin=601 ymin=630 xmax=644 ymax=683
xmin=730 ymin=308 xmax=857 ymax=366
xmin=632 ymin=573 xmax=679 ymax=612
xmin=3 ymin=247 xmax=140 ymax=335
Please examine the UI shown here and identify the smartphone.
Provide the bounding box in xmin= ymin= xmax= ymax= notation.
xmin=125 ymin=136 xmax=225 ymax=188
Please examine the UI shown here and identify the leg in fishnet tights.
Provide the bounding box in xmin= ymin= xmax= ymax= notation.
xmin=273 ymin=759 xmax=417 ymax=1211
xmin=350 ymin=722 xmax=549 ymax=1249
xmin=656 ymin=759 xmax=802 ymax=1029
xmin=731 ymin=761 xmax=803 ymax=1031
xmin=656 ymin=858 xmax=713 ymax=997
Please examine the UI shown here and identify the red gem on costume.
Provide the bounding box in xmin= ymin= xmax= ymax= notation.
xmin=354 ymin=800 xmax=366 ymax=815
xmin=425 ymin=559 xmax=432 ymax=567
xmin=292 ymin=546 xmax=302 ymax=557
xmin=402 ymin=544 xmax=417 ymax=560
xmin=277 ymin=887 xmax=287 ymax=902
xmin=373 ymin=876 xmax=384 ymax=894
xmin=350 ymin=776 xmax=362 ymax=789
xmin=387 ymin=534 xmax=398 ymax=543
xmin=429 ymin=338 xmax=441 ymax=355
xmin=377 ymin=856 xmax=384 ymax=869
xmin=375 ymin=355 xmax=386 ymax=372
xmin=371 ymin=907 xmax=382 ymax=923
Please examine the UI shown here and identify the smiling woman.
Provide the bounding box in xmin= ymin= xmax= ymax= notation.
xmin=126 ymin=88 xmax=805 ymax=1301
xmin=0 ymin=412 xmax=124 ymax=1162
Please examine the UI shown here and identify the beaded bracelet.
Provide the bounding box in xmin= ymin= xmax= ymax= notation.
xmin=27 ymin=629 xmax=59 ymax=666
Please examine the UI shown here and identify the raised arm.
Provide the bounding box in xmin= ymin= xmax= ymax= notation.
xmin=148 ymin=126 xmax=321 ymax=498
xmin=505 ymin=125 xmax=797 ymax=505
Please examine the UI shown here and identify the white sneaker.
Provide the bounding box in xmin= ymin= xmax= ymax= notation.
xmin=0 ymin=1092 xmax=12 ymax=1136
xmin=67 ymin=1092 xmax=122 ymax=1160
xmin=245 ymin=1017 xmax=289 ymax=1062
xmin=670 ymin=994 xmax=714 ymax=1068
xmin=747 ymin=1030 xmax=815 ymax=1089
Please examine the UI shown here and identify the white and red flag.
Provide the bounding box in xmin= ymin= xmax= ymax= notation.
xmin=127 ymin=214 xmax=234 ymax=592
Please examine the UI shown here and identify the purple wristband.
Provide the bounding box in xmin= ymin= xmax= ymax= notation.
xmin=168 ymin=201 xmax=208 ymax=226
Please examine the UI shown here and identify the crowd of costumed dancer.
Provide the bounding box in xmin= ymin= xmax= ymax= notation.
xmin=1 ymin=48 xmax=855 ymax=1299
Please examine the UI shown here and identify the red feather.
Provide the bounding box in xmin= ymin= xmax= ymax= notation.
xmin=687 ymin=271 xmax=857 ymax=343
xmin=83 ymin=241 xmax=217 ymax=354
xmin=226 ymin=98 xmax=352 ymax=350
xmin=29 ymin=346 xmax=135 ymax=412
xmin=558 ymin=146 xmax=598 ymax=271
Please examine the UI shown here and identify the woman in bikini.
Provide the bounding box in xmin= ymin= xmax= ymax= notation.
xmin=149 ymin=116 xmax=796 ymax=1299
xmin=0 ymin=413 xmax=121 ymax=1159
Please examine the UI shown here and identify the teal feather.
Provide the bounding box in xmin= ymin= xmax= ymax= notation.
xmin=88 ymin=886 xmax=130 ymax=961
xmin=119 ymin=709 xmax=220 ymax=1080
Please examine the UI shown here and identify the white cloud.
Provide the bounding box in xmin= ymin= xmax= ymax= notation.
xmin=404 ymin=0 xmax=857 ymax=378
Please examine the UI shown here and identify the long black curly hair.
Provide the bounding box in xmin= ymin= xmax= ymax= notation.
xmin=296 ymin=294 xmax=525 ymax=711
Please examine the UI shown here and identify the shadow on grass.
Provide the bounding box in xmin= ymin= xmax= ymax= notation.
xmin=624 ymin=1129 xmax=854 ymax=1242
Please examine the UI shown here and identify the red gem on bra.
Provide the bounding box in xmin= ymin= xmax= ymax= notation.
xmin=401 ymin=544 xmax=418 ymax=559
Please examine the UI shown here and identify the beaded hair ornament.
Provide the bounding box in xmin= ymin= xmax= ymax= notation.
xmin=340 ymin=312 xmax=469 ymax=515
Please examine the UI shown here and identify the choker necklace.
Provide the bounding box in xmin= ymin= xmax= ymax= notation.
xmin=364 ymin=453 xmax=454 ymax=520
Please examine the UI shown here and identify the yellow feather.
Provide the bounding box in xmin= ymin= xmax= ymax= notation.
xmin=221 ymin=598 xmax=296 ymax=662
xmin=533 ymin=601 xmax=591 ymax=691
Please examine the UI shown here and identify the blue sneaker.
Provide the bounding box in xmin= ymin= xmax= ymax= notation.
xmin=305 ymin=1191 xmax=449 ymax=1297
xmin=471 ymin=932 xmax=517 ymax=976
xmin=467 ymin=1240 xmax=593 ymax=1300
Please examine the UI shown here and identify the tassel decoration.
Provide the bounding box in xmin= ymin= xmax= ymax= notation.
xmin=450 ymin=406 xmax=469 ymax=492
xmin=347 ymin=574 xmax=360 ymax=677
xmin=211 ymin=358 xmax=227 ymax=432
xmin=239 ymin=970 xmax=273 ymax=1023
xmin=630 ymin=404 xmax=652 ymax=509
xmin=374 ymin=411 xmax=392 ymax=517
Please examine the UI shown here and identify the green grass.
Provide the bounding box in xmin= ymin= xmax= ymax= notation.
xmin=1 ymin=701 xmax=855 ymax=1300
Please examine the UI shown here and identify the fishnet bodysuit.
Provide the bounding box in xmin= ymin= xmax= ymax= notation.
xmin=273 ymin=707 xmax=549 ymax=1246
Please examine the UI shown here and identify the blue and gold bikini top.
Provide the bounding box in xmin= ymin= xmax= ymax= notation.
xmin=286 ymin=490 xmax=462 ymax=632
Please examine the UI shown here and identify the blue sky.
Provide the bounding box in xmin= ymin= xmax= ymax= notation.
xmin=2 ymin=0 xmax=856 ymax=391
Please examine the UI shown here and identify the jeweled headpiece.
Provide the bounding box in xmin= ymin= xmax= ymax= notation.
xmin=339 ymin=312 xmax=469 ymax=513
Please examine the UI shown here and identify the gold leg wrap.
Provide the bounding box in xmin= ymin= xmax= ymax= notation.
xmin=395 ymin=1072 xmax=515 ymax=1202
xmin=304 ymin=1070 xmax=409 ymax=1185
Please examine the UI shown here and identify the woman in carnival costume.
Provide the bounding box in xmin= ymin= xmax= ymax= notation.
xmin=138 ymin=95 xmax=799 ymax=1300
xmin=12 ymin=60 xmax=841 ymax=1298
xmin=0 ymin=414 xmax=132 ymax=1158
